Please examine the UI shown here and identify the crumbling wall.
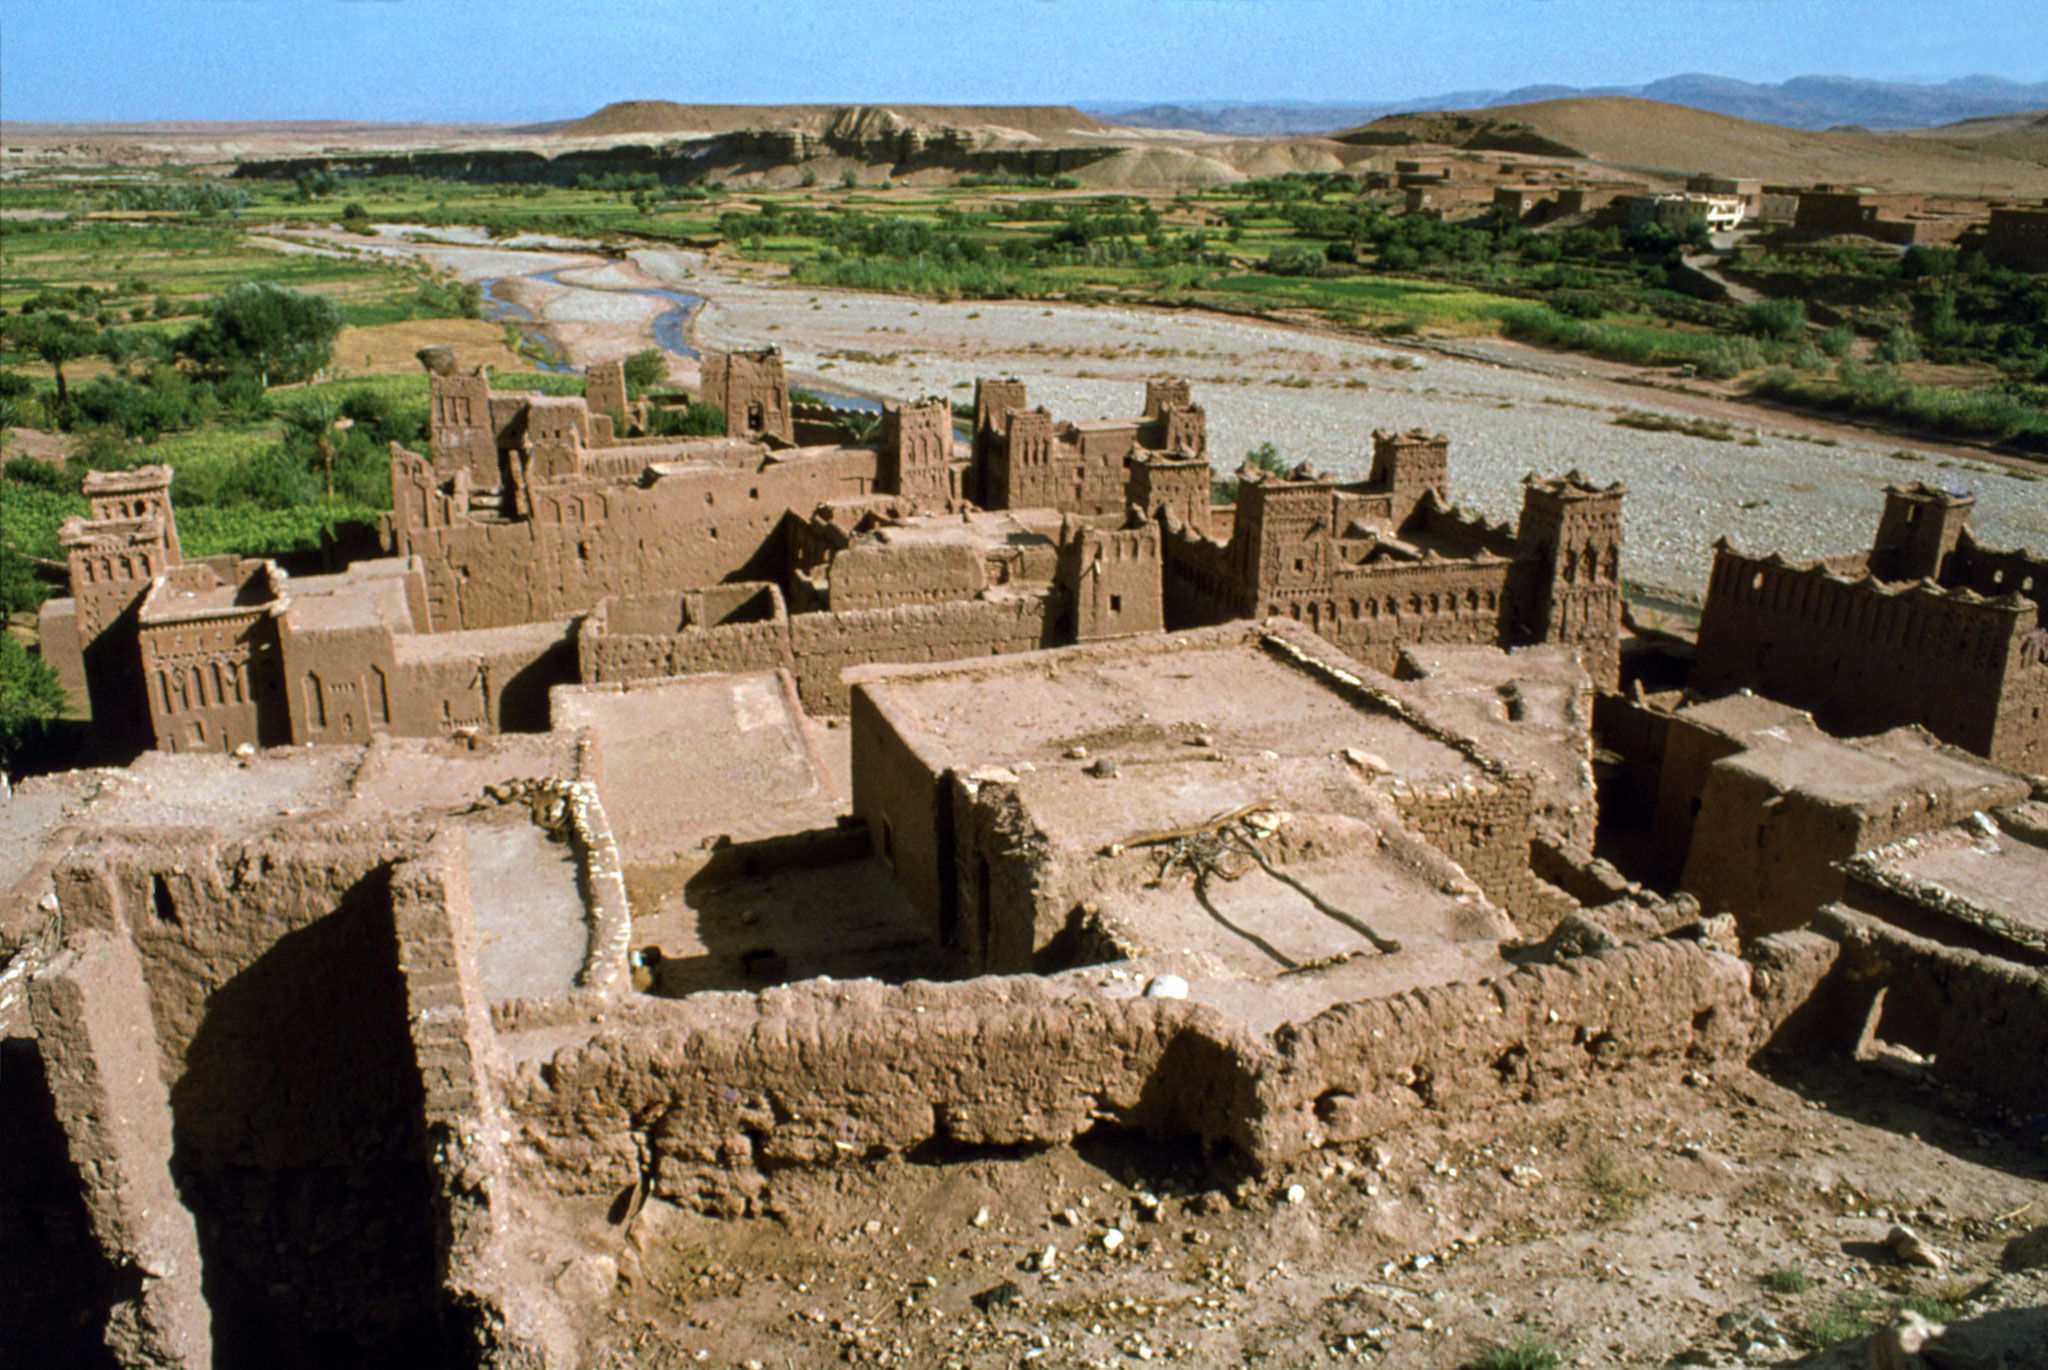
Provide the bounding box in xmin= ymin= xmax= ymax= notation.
xmin=44 ymin=830 xmax=454 ymax=1365
xmin=496 ymin=979 xmax=1246 ymax=1217
xmin=1385 ymin=772 xmax=1574 ymax=931
xmin=493 ymin=938 xmax=1759 ymax=1215
xmin=1784 ymin=908 xmax=2048 ymax=1120
xmin=1258 ymin=939 xmax=1757 ymax=1157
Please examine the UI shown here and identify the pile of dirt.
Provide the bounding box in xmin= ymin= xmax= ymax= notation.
xmin=1337 ymin=96 xmax=2048 ymax=195
xmin=555 ymin=101 xmax=1117 ymax=141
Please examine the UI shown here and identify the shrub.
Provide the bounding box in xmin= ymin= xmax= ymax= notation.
xmin=1698 ymin=336 xmax=1768 ymax=379
xmin=1572 ymin=1152 xmax=1653 ymax=1224
xmin=1466 ymin=1334 xmax=1565 ymax=1370
xmin=1742 ymin=298 xmax=1808 ymax=341
xmin=3 ymin=456 xmax=74 ymax=493
xmin=650 ymin=401 xmax=725 ymax=437
xmin=1764 ymin=1265 xmax=1813 ymax=1295
xmin=1874 ymin=324 xmax=1922 ymax=365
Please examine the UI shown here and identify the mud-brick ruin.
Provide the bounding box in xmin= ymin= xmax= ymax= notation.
xmin=5 ymin=352 xmax=2048 ymax=1369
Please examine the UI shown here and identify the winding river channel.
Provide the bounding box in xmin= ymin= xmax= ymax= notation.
xmin=285 ymin=223 xmax=2048 ymax=595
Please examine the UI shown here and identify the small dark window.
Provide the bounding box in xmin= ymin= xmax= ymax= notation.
xmin=1109 ymin=594 xmax=1123 ymax=613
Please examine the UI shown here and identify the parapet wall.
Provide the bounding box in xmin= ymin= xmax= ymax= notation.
xmin=1692 ymin=546 xmax=2042 ymax=768
xmin=1769 ymin=907 xmax=2048 ymax=1122
xmin=492 ymin=938 xmax=1756 ymax=1216
xmin=581 ymin=592 xmax=1056 ymax=715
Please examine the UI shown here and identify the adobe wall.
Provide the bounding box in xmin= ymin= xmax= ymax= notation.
xmin=491 ymin=937 xmax=1758 ymax=1216
xmin=34 ymin=596 xmax=90 ymax=717
xmin=391 ymin=445 xmax=876 ymax=631
xmin=1257 ymin=939 xmax=1756 ymax=1156
xmin=139 ymin=600 xmax=281 ymax=755
xmin=1785 ymin=907 xmax=2048 ymax=1120
xmin=390 ymin=623 xmax=578 ymax=737
xmin=1295 ymin=562 xmax=1517 ymax=676
xmin=828 ymin=539 xmax=986 ymax=611
xmin=1679 ymin=753 xmax=2028 ymax=938
xmin=1058 ymin=522 xmax=1165 ymax=641
xmin=581 ymin=590 xmax=1056 ymax=716
xmin=0 ymin=1036 xmax=121 ymax=1369
xmin=788 ymin=596 xmax=1053 ymax=713
xmin=41 ymin=828 xmax=462 ymax=1362
xmin=852 ymin=685 xmax=954 ymax=938
xmin=1986 ymin=206 xmax=2048 ymax=272
xmin=1692 ymin=547 xmax=2039 ymax=767
xmin=1160 ymin=518 xmax=1251 ymax=630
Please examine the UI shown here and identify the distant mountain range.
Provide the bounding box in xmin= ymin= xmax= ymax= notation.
xmin=1089 ymin=75 xmax=2048 ymax=137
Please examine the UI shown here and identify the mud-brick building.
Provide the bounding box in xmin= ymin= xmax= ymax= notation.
xmin=1691 ymin=483 xmax=2048 ymax=774
xmin=1158 ymin=431 xmax=1625 ymax=688
xmin=967 ymin=375 xmax=1210 ymax=520
xmin=1985 ymin=201 xmax=2048 ymax=273
xmin=389 ymin=363 xmax=956 ymax=633
xmin=47 ymin=472 xmax=576 ymax=755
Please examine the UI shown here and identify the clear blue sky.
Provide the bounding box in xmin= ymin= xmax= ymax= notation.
xmin=4 ymin=0 xmax=2044 ymax=123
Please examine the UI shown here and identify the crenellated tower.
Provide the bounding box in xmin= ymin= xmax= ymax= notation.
xmin=1512 ymin=470 xmax=1625 ymax=688
xmin=1870 ymin=482 xmax=1973 ymax=584
xmin=59 ymin=467 xmax=186 ymax=755
xmin=701 ymin=346 xmax=793 ymax=444
xmin=1368 ymin=428 xmax=1449 ymax=531
xmin=879 ymin=397 xmax=954 ymax=510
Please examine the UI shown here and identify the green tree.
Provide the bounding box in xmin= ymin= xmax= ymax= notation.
xmin=837 ymin=411 xmax=884 ymax=444
xmin=0 ymin=311 xmax=99 ymax=409
xmin=180 ymin=282 xmax=342 ymax=388
xmin=1212 ymin=441 xmax=1290 ymax=503
xmin=1 ymin=544 xmax=47 ymax=620
xmin=0 ymin=633 xmax=65 ymax=776
xmin=622 ymin=347 xmax=669 ymax=396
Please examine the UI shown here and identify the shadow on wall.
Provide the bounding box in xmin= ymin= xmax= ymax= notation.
xmin=164 ymin=874 xmax=445 ymax=1370
xmin=0 ymin=1037 xmax=122 ymax=1370
xmin=494 ymin=635 xmax=579 ymax=734
xmin=641 ymin=827 xmax=956 ymax=996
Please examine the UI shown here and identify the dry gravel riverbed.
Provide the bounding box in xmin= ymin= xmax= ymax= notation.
xmin=292 ymin=229 xmax=2048 ymax=597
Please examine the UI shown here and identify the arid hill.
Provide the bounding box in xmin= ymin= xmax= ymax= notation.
xmin=1337 ymin=96 xmax=2048 ymax=195
xmin=555 ymin=101 xmax=1119 ymax=141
